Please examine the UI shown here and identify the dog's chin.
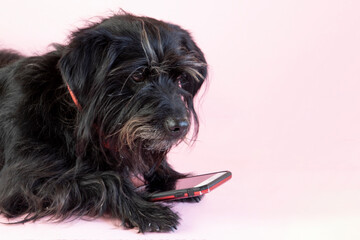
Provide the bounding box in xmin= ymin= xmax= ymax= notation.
xmin=143 ymin=137 xmax=184 ymax=152
xmin=123 ymin=126 xmax=189 ymax=152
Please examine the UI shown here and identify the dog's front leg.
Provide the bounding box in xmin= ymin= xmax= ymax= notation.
xmin=144 ymin=161 xmax=186 ymax=192
xmin=85 ymin=171 xmax=179 ymax=232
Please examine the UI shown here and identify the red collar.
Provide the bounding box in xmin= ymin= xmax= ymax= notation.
xmin=66 ymin=83 xmax=82 ymax=110
xmin=66 ymin=83 xmax=114 ymax=150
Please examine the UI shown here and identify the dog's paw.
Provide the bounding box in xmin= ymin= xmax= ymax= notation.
xmin=123 ymin=203 xmax=180 ymax=233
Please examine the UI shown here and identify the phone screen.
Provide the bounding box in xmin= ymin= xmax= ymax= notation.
xmin=174 ymin=172 xmax=226 ymax=190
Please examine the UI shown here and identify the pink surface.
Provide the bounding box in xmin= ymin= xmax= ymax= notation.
xmin=1 ymin=0 xmax=360 ymax=239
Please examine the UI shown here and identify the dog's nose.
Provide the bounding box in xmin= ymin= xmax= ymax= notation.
xmin=165 ymin=117 xmax=189 ymax=136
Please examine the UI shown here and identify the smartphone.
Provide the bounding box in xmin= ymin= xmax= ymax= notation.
xmin=148 ymin=170 xmax=232 ymax=202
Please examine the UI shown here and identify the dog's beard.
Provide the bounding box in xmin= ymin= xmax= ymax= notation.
xmin=97 ymin=105 xmax=197 ymax=174
xmin=110 ymin=115 xmax=190 ymax=152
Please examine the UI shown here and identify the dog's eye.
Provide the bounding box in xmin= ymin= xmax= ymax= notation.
xmin=131 ymin=71 xmax=143 ymax=83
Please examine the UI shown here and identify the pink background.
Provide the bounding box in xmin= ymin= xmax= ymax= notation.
xmin=1 ymin=0 xmax=360 ymax=239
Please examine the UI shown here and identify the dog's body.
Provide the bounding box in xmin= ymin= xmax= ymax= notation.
xmin=0 ymin=13 xmax=207 ymax=232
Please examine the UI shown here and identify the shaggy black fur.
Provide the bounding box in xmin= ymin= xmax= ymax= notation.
xmin=0 ymin=13 xmax=207 ymax=232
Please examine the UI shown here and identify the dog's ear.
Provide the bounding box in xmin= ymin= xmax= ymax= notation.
xmin=58 ymin=29 xmax=119 ymax=107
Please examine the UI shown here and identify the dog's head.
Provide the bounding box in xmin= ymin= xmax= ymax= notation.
xmin=59 ymin=13 xmax=207 ymax=171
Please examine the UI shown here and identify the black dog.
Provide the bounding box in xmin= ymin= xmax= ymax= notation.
xmin=0 ymin=13 xmax=207 ymax=232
